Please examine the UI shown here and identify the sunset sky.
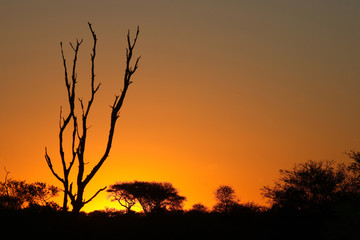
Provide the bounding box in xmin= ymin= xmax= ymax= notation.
xmin=1 ymin=1 xmax=360 ymax=212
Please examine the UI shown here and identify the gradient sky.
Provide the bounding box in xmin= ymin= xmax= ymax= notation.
xmin=1 ymin=1 xmax=360 ymax=212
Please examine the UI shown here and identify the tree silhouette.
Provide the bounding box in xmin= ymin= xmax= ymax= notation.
xmin=189 ymin=203 xmax=209 ymax=213
xmin=107 ymin=182 xmax=137 ymax=213
xmin=108 ymin=181 xmax=186 ymax=214
xmin=346 ymin=150 xmax=360 ymax=192
xmin=135 ymin=181 xmax=186 ymax=214
xmin=261 ymin=160 xmax=348 ymax=213
xmin=0 ymin=178 xmax=60 ymax=209
xmin=45 ymin=22 xmax=140 ymax=213
xmin=213 ymin=185 xmax=238 ymax=214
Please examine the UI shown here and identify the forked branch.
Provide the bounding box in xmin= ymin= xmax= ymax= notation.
xmin=45 ymin=35 xmax=83 ymax=211
xmin=83 ymin=26 xmax=141 ymax=187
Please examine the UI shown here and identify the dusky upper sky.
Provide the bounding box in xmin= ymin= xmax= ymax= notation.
xmin=1 ymin=0 xmax=360 ymax=211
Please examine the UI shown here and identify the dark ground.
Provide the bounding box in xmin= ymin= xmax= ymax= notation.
xmin=2 ymin=208 xmax=360 ymax=240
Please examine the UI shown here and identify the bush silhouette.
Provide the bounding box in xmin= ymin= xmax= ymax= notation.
xmin=0 ymin=178 xmax=60 ymax=209
xmin=261 ymin=160 xmax=350 ymax=213
xmin=189 ymin=203 xmax=209 ymax=214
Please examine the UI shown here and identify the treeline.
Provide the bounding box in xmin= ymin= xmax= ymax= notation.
xmin=106 ymin=152 xmax=360 ymax=217
xmin=2 ymin=152 xmax=360 ymax=239
xmin=0 ymin=169 xmax=60 ymax=210
xmin=2 ymin=154 xmax=360 ymax=216
xmin=106 ymin=182 xmax=263 ymax=216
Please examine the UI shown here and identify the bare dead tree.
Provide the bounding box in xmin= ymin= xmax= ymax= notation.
xmin=45 ymin=22 xmax=140 ymax=213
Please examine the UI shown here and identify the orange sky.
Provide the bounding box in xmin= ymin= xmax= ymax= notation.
xmin=1 ymin=1 xmax=360 ymax=212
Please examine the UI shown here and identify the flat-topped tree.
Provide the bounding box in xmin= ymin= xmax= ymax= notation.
xmin=108 ymin=181 xmax=186 ymax=214
xmin=45 ymin=22 xmax=140 ymax=213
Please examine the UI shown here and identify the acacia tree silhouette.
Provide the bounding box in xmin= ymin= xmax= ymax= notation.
xmin=108 ymin=181 xmax=186 ymax=214
xmin=107 ymin=182 xmax=137 ymax=213
xmin=45 ymin=22 xmax=140 ymax=213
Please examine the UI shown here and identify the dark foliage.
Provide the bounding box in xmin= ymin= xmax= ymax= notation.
xmin=262 ymin=160 xmax=345 ymax=213
xmin=346 ymin=150 xmax=360 ymax=192
xmin=4 ymin=152 xmax=360 ymax=239
xmin=188 ymin=203 xmax=209 ymax=214
xmin=213 ymin=185 xmax=238 ymax=213
xmin=108 ymin=181 xmax=186 ymax=214
xmin=0 ymin=179 xmax=60 ymax=210
xmin=262 ymin=160 xmax=360 ymax=216
xmin=2 ymin=204 xmax=360 ymax=240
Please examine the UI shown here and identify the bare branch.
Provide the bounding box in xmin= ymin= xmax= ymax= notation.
xmin=45 ymin=148 xmax=64 ymax=184
xmin=3 ymin=167 xmax=10 ymax=197
xmin=83 ymin=26 xmax=140 ymax=187
xmin=46 ymin=31 xmax=83 ymax=212
xmin=94 ymin=82 xmax=101 ymax=93
xmin=69 ymin=42 xmax=76 ymax=51
xmin=79 ymin=98 xmax=85 ymax=116
xmin=70 ymin=39 xmax=82 ymax=106
xmin=4 ymin=167 xmax=10 ymax=180
xmin=68 ymin=182 xmax=76 ymax=203
xmin=60 ymin=42 xmax=70 ymax=92
xmin=59 ymin=106 xmax=63 ymax=128
xmin=69 ymin=115 xmax=78 ymax=173
xmin=84 ymin=186 xmax=107 ymax=204
xmin=84 ymin=21 xmax=100 ymax=119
